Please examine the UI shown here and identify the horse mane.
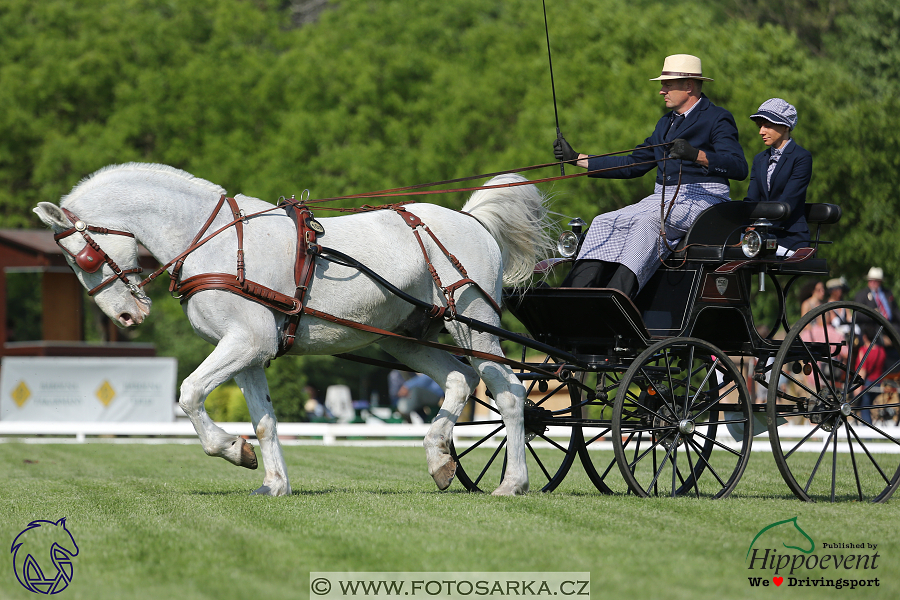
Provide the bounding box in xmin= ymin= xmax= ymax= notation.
xmin=61 ymin=163 xmax=226 ymax=206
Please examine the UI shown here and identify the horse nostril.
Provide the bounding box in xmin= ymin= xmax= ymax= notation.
xmin=120 ymin=313 xmax=134 ymax=324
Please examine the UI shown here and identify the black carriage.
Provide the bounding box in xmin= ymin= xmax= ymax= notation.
xmin=449 ymin=200 xmax=900 ymax=502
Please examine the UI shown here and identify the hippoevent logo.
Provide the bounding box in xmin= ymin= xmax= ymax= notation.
xmin=10 ymin=518 xmax=79 ymax=594
xmin=745 ymin=517 xmax=880 ymax=590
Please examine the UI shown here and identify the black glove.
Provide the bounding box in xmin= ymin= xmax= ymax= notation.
xmin=553 ymin=137 xmax=579 ymax=162
xmin=669 ymin=138 xmax=699 ymax=162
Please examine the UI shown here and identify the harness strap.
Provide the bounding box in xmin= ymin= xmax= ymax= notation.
xmin=177 ymin=273 xmax=302 ymax=314
xmin=302 ymin=306 xmax=558 ymax=378
xmin=392 ymin=205 xmax=502 ymax=317
xmin=277 ymin=198 xmax=320 ymax=357
xmin=169 ymin=194 xmax=229 ymax=293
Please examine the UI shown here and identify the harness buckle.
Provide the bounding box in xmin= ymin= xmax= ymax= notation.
xmin=127 ymin=283 xmax=148 ymax=300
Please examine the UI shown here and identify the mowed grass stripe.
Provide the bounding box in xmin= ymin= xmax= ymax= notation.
xmin=1 ymin=443 xmax=898 ymax=600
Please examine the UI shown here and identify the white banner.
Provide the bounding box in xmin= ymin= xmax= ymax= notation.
xmin=0 ymin=357 xmax=177 ymax=422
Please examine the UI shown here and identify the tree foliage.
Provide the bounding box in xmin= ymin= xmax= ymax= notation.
xmin=2 ymin=0 xmax=898 ymax=407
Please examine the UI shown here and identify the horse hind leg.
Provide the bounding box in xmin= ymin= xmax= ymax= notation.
xmin=178 ymin=340 xmax=259 ymax=471
xmin=379 ymin=341 xmax=479 ymax=490
xmin=472 ymin=358 xmax=529 ymax=496
xmin=234 ymin=367 xmax=292 ymax=496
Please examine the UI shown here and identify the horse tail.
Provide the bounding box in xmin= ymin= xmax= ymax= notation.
xmin=461 ymin=173 xmax=556 ymax=288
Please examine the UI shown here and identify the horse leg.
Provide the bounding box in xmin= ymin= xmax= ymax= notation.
xmin=234 ymin=366 xmax=292 ymax=496
xmin=178 ymin=338 xmax=258 ymax=470
xmin=379 ymin=340 xmax=479 ymax=490
xmin=471 ymin=358 xmax=529 ymax=496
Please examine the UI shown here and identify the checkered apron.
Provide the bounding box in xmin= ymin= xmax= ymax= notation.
xmin=577 ymin=182 xmax=731 ymax=289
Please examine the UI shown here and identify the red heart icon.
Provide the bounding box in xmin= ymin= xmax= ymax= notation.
xmin=773 ymin=577 xmax=783 ymax=586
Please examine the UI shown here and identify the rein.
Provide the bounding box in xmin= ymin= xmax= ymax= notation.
xmin=297 ymin=142 xmax=677 ymax=207
xmin=56 ymin=144 xmax=675 ymax=368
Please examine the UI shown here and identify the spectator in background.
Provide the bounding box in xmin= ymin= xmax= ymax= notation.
xmin=855 ymin=331 xmax=887 ymax=425
xmin=303 ymin=385 xmax=326 ymax=420
xmin=825 ymin=277 xmax=852 ymax=333
xmin=854 ymin=268 xmax=900 ymax=360
xmin=396 ymin=373 xmax=444 ymax=424
xmin=800 ymin=280 xmax=825 ymax=316
xmin=387 ymin=369 xmax=412 ymax=410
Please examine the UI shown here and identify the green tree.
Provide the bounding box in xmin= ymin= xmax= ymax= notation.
xmin=3 ymin=0 xmax=900 ymax=410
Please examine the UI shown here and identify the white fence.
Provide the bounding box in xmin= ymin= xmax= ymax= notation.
xmin=2 ymin=421 xmax=898 ymax=452
xmin=0 ymin=421 xmax=431 ymax=446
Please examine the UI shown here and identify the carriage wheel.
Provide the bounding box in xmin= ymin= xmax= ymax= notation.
xmin=611 ymin=338 xmax=753 ymax=498
xmin=450 ymin=358 xmax=582 ymax=493
xmin=578 ymin=369 xmax=627 ymax=494
xmin=766 ymin=301 xmax=900 ymax=502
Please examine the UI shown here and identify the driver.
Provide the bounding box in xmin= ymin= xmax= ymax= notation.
xmin=553 ymin=54 xmax=748 ymax=298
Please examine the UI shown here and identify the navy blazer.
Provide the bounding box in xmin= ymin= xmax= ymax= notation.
xmin=745 ymin=140 xmax=812 ymax=250
xmin=586 ymin=95 xmax=748 ymax=186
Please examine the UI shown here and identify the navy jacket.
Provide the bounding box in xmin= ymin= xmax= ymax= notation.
xmin=745 ymin=140 xmax=812 ymax=250
xmin=586 ymin=95 xmax=748 ymax=186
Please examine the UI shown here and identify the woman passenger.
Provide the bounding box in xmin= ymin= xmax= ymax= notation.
xmin=745 ymin=98 xmax=813 ymax=258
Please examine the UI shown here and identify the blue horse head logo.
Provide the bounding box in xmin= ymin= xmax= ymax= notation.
xmin=11 ymin=518 xmax=79 ymax=594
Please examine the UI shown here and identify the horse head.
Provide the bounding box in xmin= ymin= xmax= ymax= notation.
xmin=34 ymin=202 xmax=152 ymax=327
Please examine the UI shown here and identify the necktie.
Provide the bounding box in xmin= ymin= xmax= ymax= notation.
xmin=766 ymin=151 xmax=780 ymax=191
xmin=665 ymin=113 xmax=684 ymax=141
xmin=874 ymin=290 xmax=891 ymax=320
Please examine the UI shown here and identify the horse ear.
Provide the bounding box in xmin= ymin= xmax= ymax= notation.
xmin=34 ymin=202 xmax=70 ymax=232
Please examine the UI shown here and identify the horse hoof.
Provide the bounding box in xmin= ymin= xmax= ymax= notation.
xmin=431 ymin=458 xmax=457 ymax=490
xmin=240 ymin=439 xmax=258 ymax=470
xmin=491 ymin=481 xmax=528 ymax=496
xmin=251 ymin=480 xmax=291 ymax=497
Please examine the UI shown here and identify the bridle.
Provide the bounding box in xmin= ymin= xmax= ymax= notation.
xmin=53 ymin=207 xmax=147 ymax=299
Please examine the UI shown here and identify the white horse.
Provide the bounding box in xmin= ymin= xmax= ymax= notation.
xmin=34 ymin=163 xmax=553 ymax=496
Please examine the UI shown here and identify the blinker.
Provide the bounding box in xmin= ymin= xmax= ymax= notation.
xmin=75 ymin=243 xmax=105 ymax=273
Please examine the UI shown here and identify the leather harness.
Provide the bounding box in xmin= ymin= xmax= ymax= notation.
xmin=57 ymin=196 xmax=503 ymax=361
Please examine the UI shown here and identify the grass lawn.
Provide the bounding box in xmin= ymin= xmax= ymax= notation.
xmin=1 ymin=442 xmax=898 ymax=599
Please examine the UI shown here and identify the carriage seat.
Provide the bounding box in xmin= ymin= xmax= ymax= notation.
xmin=672 ymin=201 xmax=841 ymax=264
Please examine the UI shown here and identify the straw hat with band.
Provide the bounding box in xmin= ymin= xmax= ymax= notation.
xmin=650 ymin=54 xmax=714 ymax=82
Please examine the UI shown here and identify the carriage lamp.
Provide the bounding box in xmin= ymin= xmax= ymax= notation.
xmin=557 ymin=217 xmax=587 ymax=258
xmin=740 ymin=220 xmax=777 ymax=258
xmin=557 ymin=231 xmax=579 ymax=257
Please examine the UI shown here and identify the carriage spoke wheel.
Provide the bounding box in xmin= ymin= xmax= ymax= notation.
xmin=578 ymin=370 xmax=626 ymax=494
xmin=767 ymin=301 xmax=900 ymax=503
xmin=450 ymin=356 xmax=581 ymax=493
xmin=611 ymin=338 xmax=752 ymax=499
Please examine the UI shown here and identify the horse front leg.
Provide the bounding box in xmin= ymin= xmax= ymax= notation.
xmin=178 ymin=340 xmax=258 ymax=471
xmin=234 ymin=366 xmax=292 ymax=496
xmin=473 ymin=359 xmax=529 ymax=496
